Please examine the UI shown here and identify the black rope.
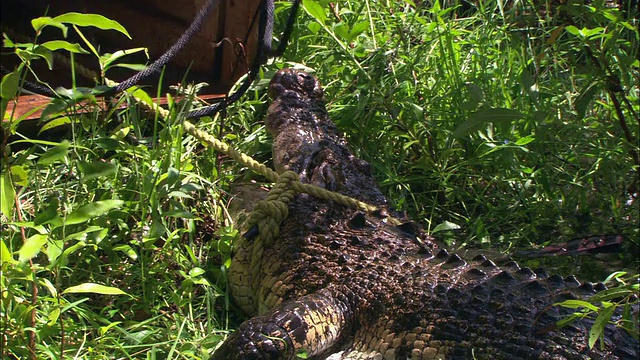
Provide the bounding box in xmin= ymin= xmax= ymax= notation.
xmin=5 ymin=0 xmax=301 ymax=120
xmin=272 ymin=0 xmax=301 ymax=57
xmin=110 ymin=0 xmax=221 ymax=95
xmin=1 ymin=65 xmax=56 ymax=97
xmin=185 ymin=0 xmax=300 ymax=119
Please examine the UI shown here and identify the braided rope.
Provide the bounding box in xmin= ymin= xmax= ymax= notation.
xmin=182 ymin=121 xmax=378 ymax=213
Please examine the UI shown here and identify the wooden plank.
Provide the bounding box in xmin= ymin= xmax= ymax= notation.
xmin=1 ymin=0 xmax=262 ymax=91
xmin=4 ymin=93 xmax=226 ymax=122
xmin=220 ymin=0 xmax=263 ymax=87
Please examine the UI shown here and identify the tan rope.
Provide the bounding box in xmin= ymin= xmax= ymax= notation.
xmin=182 ymin=121 xmax=378 ymax=213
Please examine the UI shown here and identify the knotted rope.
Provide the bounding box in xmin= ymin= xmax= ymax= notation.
xmin=115 ymin=92 xmax=379 ymax=246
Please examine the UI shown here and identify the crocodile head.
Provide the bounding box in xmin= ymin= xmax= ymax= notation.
xmin=266 ymin=68 xmax=386 ymax=206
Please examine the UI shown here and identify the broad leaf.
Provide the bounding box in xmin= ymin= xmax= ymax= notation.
xmin=0 ymin=171 xmax=15 ymax=219
xmin=1 ymin=67 xmax=21 ymax=100
xmin=40 ymin=116 xmax=72 ymax=134
xmin=348 ymin=21 xmax=369 ymax=41
xmin=303 ymin=0 xmax=327 ymax=25
xmin=589 ymin=305 xmax=616 ymax=348
xmin=100 ymin=47 xmax=149 ymax=71
xmin=1 ymin=239 xmax=16 ymax=264
xmin=41 ymin=98 xmax=73 ymax=122
xmin=432 ymin=221 xmax=461 ymax=233
xmin=62 ymin=282 xmax=129 ymax=296
xmin=514 ymin=135 xmax=535 ymax=146
xmin=10 ymin=165 xmax=29 ymax=187
xmin=47 ymin=239 xmax=64 ymax=264
xmin=18 ymin=234 xmax=48 ymax=262
xmin=53 ymin=13 xmax=131 ymax=39
xmin=78 ymin=161 xmax=117 ymax=181
xmin=31 ymin=17 xmax=68 ymax=36
xmin=34 ymin=197 xmax=60 ymax=226
xmin=41 ymin=40 xmax=89 ymax=54
xmin=65 ymin=200 xmax=124 ymax=226
xmin=38 ymin=140 xmax=70 ymax=165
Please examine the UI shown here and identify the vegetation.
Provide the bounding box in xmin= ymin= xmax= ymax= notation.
xmin=1 ymin=0 xmax=638 ymax=358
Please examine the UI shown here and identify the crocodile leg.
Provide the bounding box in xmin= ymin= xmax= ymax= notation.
xmin=211 ymin=286 xmax=351 ymax=359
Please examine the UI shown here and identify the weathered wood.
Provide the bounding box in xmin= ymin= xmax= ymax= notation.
xmin=219 ymin=0 xmax=263 ymax=87
xmin=1 ymin=0 xmax=263 ymax=91
xmin=4 ymin=94 xmax=226 ymax=122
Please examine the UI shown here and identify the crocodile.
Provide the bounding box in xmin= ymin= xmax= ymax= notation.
xmin=211 ymin=69 xmax=639 ymax=359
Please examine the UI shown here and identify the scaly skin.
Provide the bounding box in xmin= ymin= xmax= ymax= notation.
xmin=211 ymin=69 xmax=638 ymax=359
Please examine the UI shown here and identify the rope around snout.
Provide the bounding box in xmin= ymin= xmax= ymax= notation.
xmin=181 ymin=121 xmax=379 ymax=246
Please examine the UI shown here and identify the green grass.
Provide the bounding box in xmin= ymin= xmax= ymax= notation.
xmin=2 ymin=0 xmax=638 ymax=358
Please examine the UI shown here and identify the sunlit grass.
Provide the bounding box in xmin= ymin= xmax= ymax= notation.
xmin=1 ymin=0 xmax=638 ymax=358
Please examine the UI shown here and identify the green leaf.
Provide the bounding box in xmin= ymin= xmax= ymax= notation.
xmin=41 ymin=98 xmax=73 ymax=122
xmin=555 ymin=299 xmax=599 ymax=312
xmin=109 ymin=63 xmax=147 ymax=72
xmin=40 ymin=40 xmax=89 ymax=54
xmin=39 ymin=278 xmax=58 ymax=297
xmin=303 ymin=0 xmax=327 ymax=25
xmin=162 ymin=210 xmax=195 ymax=219
xmin=63 ymin=226 xmax=104 ymax=242
xmin=10 ymin=165 xmax=29 ymax=187
xmin=47 ymin=308 xmax=61 ymax=326
xmin=587 ymin=286 xmax=634 ymax=302
xmin=1 ymin=67 xmax=21 ymax=100
xmin=514 ymin=135 xmax=535 ymax=146
xmin=432 ymin=221 xmax=461 ymax=233
xmin=129 ymin=88 xmax=154 ymax=107
xmin=1 ymin=239 xmax=16 ymax=264
xmin=99 ymin=321 xmax=122 ymax=336
xmin=556 ymin=312 xmax=583 ymax=327
xmin=78 ymin=161 xmax=117 ymax=181
xmin=188 ymin=267 xmax=206 ymax=278
xmin=38 ymin=140 xmax=70 ymax=165
xmin=603 ymin=271 xmax=627 ymax=284
xmin=100 ymin=47 xmax=149 ymax=71
xmin=565 ymin=25 xmax=581 ymax=36
xmin=18 ymin=234 xmax=48 ymax=262
xmin=53 ymin=13 xmax=131 ymax=39
xmin=33 ymin=45 xmax=55 ymax=70
xmin=60 ymin=241 xmax=89 ymax=260
xmin=65 ymin=200 xmax=124 ymax=226
xmin=348 ymin=21 xmax=369 ymax=41
xmin=589 ymin=305 xmax=616 ymax=349
xmin=31 ymin=17 xmax=68 ymax=36
xmin=40 ymin=116 xmax=72 ymax=134
xmin=62 ymin=282 xmax=129 ymax=296
xmin=113 ymin=244 xmax=138 ymax=261
xmin=46 ymin=239 xmax=64 ymax=264
xmin=575 ymin=81 xmax=600 ymax=120
xmin=334 ymin=24 xmax=349 ymax=41
xmin=34 ymin=197 xmax=60 ymax=226
xmin=0 ymin=171 xmax=15 ymax=219
xmin=453 ymin=108 xmax=525 ymax=138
